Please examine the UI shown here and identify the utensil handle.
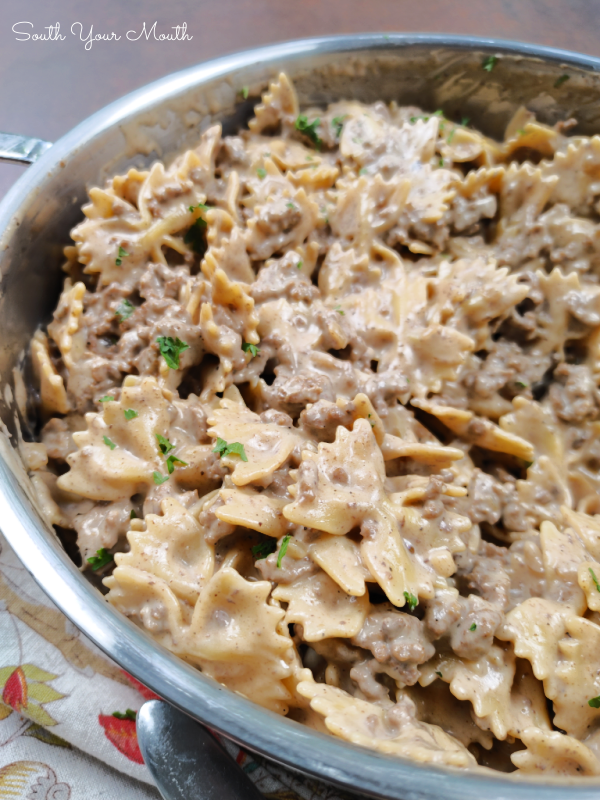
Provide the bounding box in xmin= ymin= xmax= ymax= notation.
xmin=137 ymin=699 xmax=265 ymax=800
xmin=0 ymin=132 xmax=52 ymax=165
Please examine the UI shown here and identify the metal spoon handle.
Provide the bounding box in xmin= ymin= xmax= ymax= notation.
xmin=137 ymin=699 xmax=265 ymax=800
xmin=0 ymin=132 xmax=52 ymax=165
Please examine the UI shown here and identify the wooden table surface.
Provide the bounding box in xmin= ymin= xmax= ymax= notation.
xmin=1 ymin=0 xmax=598 ymax=199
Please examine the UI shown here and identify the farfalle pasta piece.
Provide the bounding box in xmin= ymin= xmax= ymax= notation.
xmin=413 ymin=399 xmax=534 ymax=461
xmin=208 ymin=398 xmax=303 ymax=486
xmin=272 ymin=571 xmax=370 ymax=641
xmin=578 ymin=560 xmax=600 ymax=611
xmin=114 ymin=497 xmax=214 ymax=604
xmin=216 ymin=485 xmax=289 ymax=538
xmin=285 ymin=419 xmax=434 ymax=605
xmin=47 ymin=279 xmax=86 ymax=366
xmin=104 ymin=565 xmax=192 ymax=653
xmin=31 ymin=331 xmax=69 ymax=415
xmin=187 ymin=567 xmax=294 ymax=714
xmin=512 ymin=728 xmax=600 ymax=776
xmin=57 ymin=376 xmax=170 ymax=501
xmin=539 ymin=520 xmax=587 ymax=614
xmin=308 ymin=534 xmax=371 ymax=597
xmin=249 ymin=73 xmax=299 ymax=134
xmin=550 ymin=615 xmax=600 ymax=739
xmin=296 ymin=679 xmax=476 ymax=768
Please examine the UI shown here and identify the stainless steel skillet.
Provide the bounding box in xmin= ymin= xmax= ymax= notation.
xmin=1 ymin=34 xmax=600 ymax=800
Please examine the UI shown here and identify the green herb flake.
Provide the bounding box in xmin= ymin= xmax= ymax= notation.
xmin=286 ymin=202 xmax=296 ymax=209
xmin=153 ymin=471 xmax=169 ymax=486
xmin=589 ymin=696 xmax=600 ymax=709
xmin=242 ymin=341 xmax=260 ymax=358
xmin=277 ymin=534 xmax=292 ymax=568
xmin=359 ymin=167 xmax=368 ymax=175
xmin=115 ymin=246 xmax=129 ymax=266
xmin=461 ymin=116 xmax=470 ymax=127
xmin=447 ymin=128 xmax=456 ymax=144
xmin=334 ymin=305 xmax=345 ymax=315
xmin=524 ymin=460 xmax=534 ymax=470
xmin=435 ymin=671 xmax=443 ymax=678
xmin=469 ymin=623 xmax=477 ymax=631
xmin=87 ymin=548 xmax=113 ymax=571
xmin=554 ymin=74 xmax=570 ymax=89
xmin=103 ymin=435 xmax=116 ymax=450
xmin=166 ymin=454 xmax=188 ymax=474
xmin=257 ymin=167 xmax=267 ymax=179
xmin=517 ymin=128 xmax=526 ymax=136
xmin=295 ymin=114 xmax=322 ymax=149
xmin=515 ymin=380 xmax=528 ymax=389
xmin=433 ymin=109 xmax=444 ymax=117
xmin=115 ymin=298 xmax=134 ymax=322
xmin=157 ymin=336 xmax=189 ymax=370
xmin=112 ymin=709 xmax=137 ymax=721
xmin=482 ymin=55 xmax=498 ymax=72
xmin=212 ymin=437 xmax=248 ymax=462
xmin=403 ymin=591 xmax=418 ymax=611
xmin=184 ymin=215 xmax=208 ymax=256
xmin=241 ymin=85 xmax=249 ymax=99
xmin=156 ymin=433 xmax=174 ymax=455
xmin=332 ymin=115 xmax=347 ymax=138
xmin=130 ymin=509 xmax=137 ymax=519
xmin=124 ymin=409 xmax=138 ymax=420
xmin=589 ymin=568 xmax=600 ymax=593
xmin=438 ymin=158 xmax=444 ymax=168
xmin=252 ymin=540 xmax=277 ymax=560
xmin=99 ymin=395 xmax=114 ymax=403
xmin=297 ymin=260 xmax=303 ymax=270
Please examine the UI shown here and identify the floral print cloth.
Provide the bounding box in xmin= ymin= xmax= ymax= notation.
xmin=0 ymin=531 xmax=364 ymax=800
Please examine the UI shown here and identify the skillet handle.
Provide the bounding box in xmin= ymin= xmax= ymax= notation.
xmin=0 ymin=132 xmax=52 ymax=165
xmin=137 ymin=699 xmax=265 ymax=800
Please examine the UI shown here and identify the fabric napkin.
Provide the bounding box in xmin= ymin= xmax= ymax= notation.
xmin=0 ymin=530 xmax=364 ymax=800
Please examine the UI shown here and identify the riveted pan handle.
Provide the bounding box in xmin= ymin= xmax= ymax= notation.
xmin=0 ymin=132 xmax=52 ymax=165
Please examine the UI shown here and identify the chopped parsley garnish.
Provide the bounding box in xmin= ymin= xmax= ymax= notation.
xmin=517 ymin=128 xmax=526 ymax=136
xmin=438 ymin=158 xmax=444 ymax=167
xmin=277 ymin=534 xmax=292 ymax=568
xmin=166 ymin=454 xmax=188 ymax=474
xmin=115 ymin=246 xmax=129 ymax=266
xmin=524 ymin=460 xmax=534 ymax=469
xmin=286 ymin=202 xmax=296 ymax=209
xmin=103 ymin=436 xmax=116 ymax=450
xmin=156 ymin=433 xmax=174 ymax=455
xmin=130 ymin=509 xmax=137 ymax=519
xmin=589 ymin=696 xmax=600 ymax=709
xmin=469 ymin=623 xmax=477 ymax=631
xmin=99 ymin=395 xmax=113 ymax=403
xmin=461 ymin=117 xmax=470 ymax=127
xmin=332 ymin=115 xmax=347 ymax=138
xmin=153 ymin=471 xmax=169 ymax=485
xmin=212 ymin=438 xmax=248 ymax=461
xmin=297 ymin=260 xmax=303 ymax=270
xmin=359 ymin=167 xmax=367 ymax=175
xmin=590 ymin=568 xmax=600 ymax=593
xmin=554 ymin=74 xmax=570 ymax=89
xmin=334 ymin=305 xmax=344 ymax=315
xmin=242 ymin=341 xmax=260 ymax=358
xmin=115 ymin=298 xmax=134 ymax=322
xmin=184 ymin=213 xmax=208 ymax=256
xmin=435 ymin=671 xmax=443 ymax=678
xmin=112 ymin=709 xmax=137 ymax=721
xmin=257 ymin=167 xmax=267 ymax=179
xmin=295 ymin=114 xmax=322 ymax=149
xmin=403 ymin=591 xmax=418 ymax=611
xmin=87 ymin=548 xmax=113 ymax=571
xmin=252 ymin=540 xmax=277 ymax=560
xmin=157 ymin=336 xmax=189 ymax=370
xmin=482 ymin=55 xmax=498 ymax=72
xmin=515 ymin=380 xmax=528 ymax=389
xmin=433 ymin=109 xmax=444 ymax=117
xmin=124 ymin=409 xmax=138 ymax=420
xmin=189 ymin=202 xmax=211 ymax=213
xmin=447 ymin=128 xmax=456 ymax=144
xmin=241 ymin=85 xmax=249 ymax=99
